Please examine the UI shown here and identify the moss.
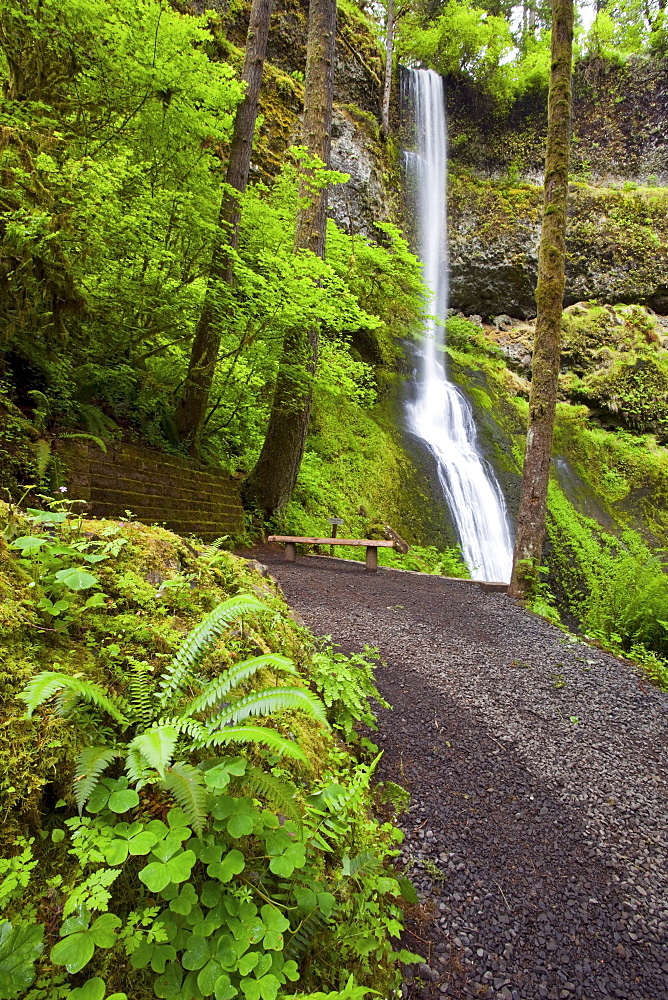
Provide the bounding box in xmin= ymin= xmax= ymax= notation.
xmin=0 ymin=504 xmax=329 ymax=849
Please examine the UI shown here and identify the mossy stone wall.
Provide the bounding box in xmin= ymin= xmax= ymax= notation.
xmin=57 ymin=441 xmax=244 ymax=541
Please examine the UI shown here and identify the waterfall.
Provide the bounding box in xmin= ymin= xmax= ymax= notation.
xmin=402 ymin=67 xmax=514 ymax=583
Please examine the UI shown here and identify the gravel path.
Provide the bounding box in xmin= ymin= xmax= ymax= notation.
xmin=245 ymin=549 xmax=668 ymax=1000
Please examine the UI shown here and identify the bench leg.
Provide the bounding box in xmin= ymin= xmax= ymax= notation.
xmin=284 ymin=542 xmax=297 ymax=563
xmin=365 ymin=545 xmax=378 ymax=572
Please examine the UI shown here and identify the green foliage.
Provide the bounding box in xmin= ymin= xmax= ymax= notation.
xmin=309 ymin=643 xmax=389 ymax=741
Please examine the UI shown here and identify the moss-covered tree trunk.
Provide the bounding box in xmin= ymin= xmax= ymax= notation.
xmin=381 ymin=0 xmax=394 ymax=141
xmin=509 ymin=0 xmax=573 ymax=599
xmin=175 ymin=0 xmax=274 ymax=452
xmin=244 ymin=0 xmax=336 ymax=518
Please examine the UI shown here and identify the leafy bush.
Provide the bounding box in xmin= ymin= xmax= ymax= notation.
xmin=0 ymin=509 xmax=419 ymax=999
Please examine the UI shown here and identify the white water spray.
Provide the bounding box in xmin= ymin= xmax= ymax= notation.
xmin=403 ymin=67 xmax=513 ymax=582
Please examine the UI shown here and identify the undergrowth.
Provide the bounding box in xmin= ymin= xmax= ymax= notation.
xmin=0 ymin=499 xmax=420 ymax=1000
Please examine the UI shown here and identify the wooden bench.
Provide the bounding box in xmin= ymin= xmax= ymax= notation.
xmin=267 ymin=535 xmax=400 ymax=572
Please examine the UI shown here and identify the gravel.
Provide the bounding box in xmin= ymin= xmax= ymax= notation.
xmin=245 ymin=549 xmax=668 ymax=1000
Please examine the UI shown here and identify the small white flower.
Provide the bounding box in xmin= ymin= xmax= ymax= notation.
xmin=59 ymin=486 xmax=68 ymax=493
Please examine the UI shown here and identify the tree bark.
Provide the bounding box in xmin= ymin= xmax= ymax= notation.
xmin=381 ymin=0 xmax=395 ymax=141
xmin=508 ymin=0 xmax=573 ymax=599
xmin=175 ymin=0 xmax=274 ymax=451
xmin=244 ymin=0 xmax=336 ymax=518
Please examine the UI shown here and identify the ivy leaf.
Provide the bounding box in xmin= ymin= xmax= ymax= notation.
xmin=203 ymin=757 xmax=246 ymax=792
xmin=66 ymin=977 xmax=106 ymax=1000
xmin=51 ymin=933 xmax=95 ymax=974
xmin=240 ymin=974 xmax=280 ymax=1000
xmin=268 ymin=843 xmax=305 ymax=878
xmin=89 ymin=914 xmax=122 ymax=949
xmin=138 ymin=862 xmax=171 ymax=893
xmin=54 ymin=567 xmax=99 ymax=591
xmin=182 ymin=934 xmax=211 ymax=971
xmin=197 ymin=957 xmax=224 ymax=995
xmin=0 ymin=921 xmax=44 ymax=998
xmin=107 ymin=788 xmax=139 ymax=813
xmin=153 ymin=962 xmax=183 ymax=1000
xmin=211 ymin=796 xmax=258 ymax=838
xmin=207 ymin=849 xmax=245 ymax=883
xmin=214 ymin=974 xmax=237 ymax=1000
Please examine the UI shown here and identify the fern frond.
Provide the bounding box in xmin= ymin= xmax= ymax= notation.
xmin=198 ymin=724 xmax=307 ymax=762
xmin=208 ymin=687 xmax=328 ymax=729
xmin=160 ymin=762 xmax=208 ymax=837
xmin=74 ymin=746 xmax=119 ymax=813
xmin=157 ymin=595 xmax=266 ymax=709
xmin=21 ymin=672 xmax=129 ymax=725
xmin=285 ymin=909 xmax=330 ymax=962
xmin=125 ymin=747 xmax=152 ymax=787
xmin=244 ymin=766 xmax=303 ymax=829
xmin=129 ymin=663 xmax=154 ymax=729
xmin=60 ymin=432 xmax=107 ymax=453
xmin=157 ymin=716 xmax=208 ymax=742
xmin=129 ymin=726 xmax=178 ymax=779
xmin=182 ymin=654 xmax=297 ymax=719
xmin=34 ymin=438 xmax=52 ymax=480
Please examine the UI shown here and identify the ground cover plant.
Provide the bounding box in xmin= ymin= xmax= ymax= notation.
xmin=0 ymin=498 xmax=420 ymax=1000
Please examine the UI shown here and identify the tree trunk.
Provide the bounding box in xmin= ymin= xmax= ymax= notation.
xmin=244 ymin=0 xmax=336 ymax=518
xmin=175 ymin=0 xmax=274 ymax=451
xmin=381 ymin=0 xmax=395 ymax=141
xmin=508 ymin=0 xmax=573 ymax=599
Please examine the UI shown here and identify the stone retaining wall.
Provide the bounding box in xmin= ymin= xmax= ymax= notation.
xmin=56 ymin=441 xmax=244 ymax=542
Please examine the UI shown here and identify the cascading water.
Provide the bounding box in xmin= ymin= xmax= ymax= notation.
xmin=402 ymin=67 xmax=514 ymax=582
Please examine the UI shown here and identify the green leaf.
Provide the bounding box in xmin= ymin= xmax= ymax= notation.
xmin=131 ymin=727 xmax=178 ymax=779
xmin=138 ymin=862 xmax=171 ymax=893
xmin=203 ymin=757 xmax=247 ymax=792
xmin=201 ymin=725 xmax=307 ymax=762
xmin=0 ymin=921 xmax=44 ymax=998
xmin=397 ymin=876 xmax=419 ymax=904
xmin=128 ymin=830 xmax=158 ymax=855
xmin=240 ymin=975 xmax=280 ymax=1000
xmin=198 ymin=958 xmax=224 ymax=997
xmin=54 ymin=567 xmax=99 ymax=591
xmin=214 ymin=974 xmax=238 ymax=1000
xmin=52 ymin=828 xmax=65 ymax=843
xmin=160 ymin=763 xmax=208 ymax=838
xmin=74 ymin=746 xmax=119 ymax=813
xmin=153 ymin=962 xmax=183 ymax=999
xmin=107 ymin=789 xmax=139 ymax=813
xmin=10 ymin=536 xmax=46 ymax=553
xmin=167 ymin=850 xmax=196 ymax=884
xmin=268 ymin=843 xmax=305 ymax=878
xmin=104 ymin=840 xmax=129 ymax=866
xmin=89 ymin=913 xmax=121 ymax=949
xmin=67 ymin=977 xmax=106 ymax=1000
xmin=51 ymin=932 xmax=95 ymax=974
xmin=207 ymin=849 xmax=245 ymax=883
xmin=182 ymin=935 xmax=211 ymax=971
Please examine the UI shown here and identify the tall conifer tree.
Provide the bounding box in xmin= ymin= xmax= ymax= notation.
xmin=509 ymin=0 xmax=574 ymax=597
xmin=245 ymin=0 xmax=337 ymax=517
xmin=176 ymin=0 xmax=275 ymax=450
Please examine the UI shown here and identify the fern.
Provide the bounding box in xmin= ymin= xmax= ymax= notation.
xmin=181 ymin=654 xmax=298 ymax=719
xmin=74 ymin=746 xmax=120 ymax=813
xmin=198 ymin=724 xmax=308 ymax=761
xmin=208 ymin=687 xmax=328 ymax=729
xmin=244 ymin=766 xmax=303 ymax=829
xmin=285 ymin=909 xmax=330 ymax=963
xmin=160 ymin=762 xmax=208 ymax=836
xmin=129 ymin=726 xmax=178 ymax=779
xmin=157 ymin=716 xmax=208 ymax=743
xmin=157 ymin=594 xmax=265 ymax=709
xmin=21 ymin=672 xmax=129 ymax=725
xmin=34 ymin=439 xmax=52 ymax=480
xmin=125 ymin=747 xmax=151 ymax=786
xmin=128 ymin=661 xmax=153 ymax=729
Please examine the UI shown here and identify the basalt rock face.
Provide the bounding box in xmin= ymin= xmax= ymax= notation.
xmin=448 ymin=177 xmax=668 ymax=319
xmin=446 ymin=57 xmax=668 ymax=319
xmin=446 ymin=56 xmax=668 ymax=185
